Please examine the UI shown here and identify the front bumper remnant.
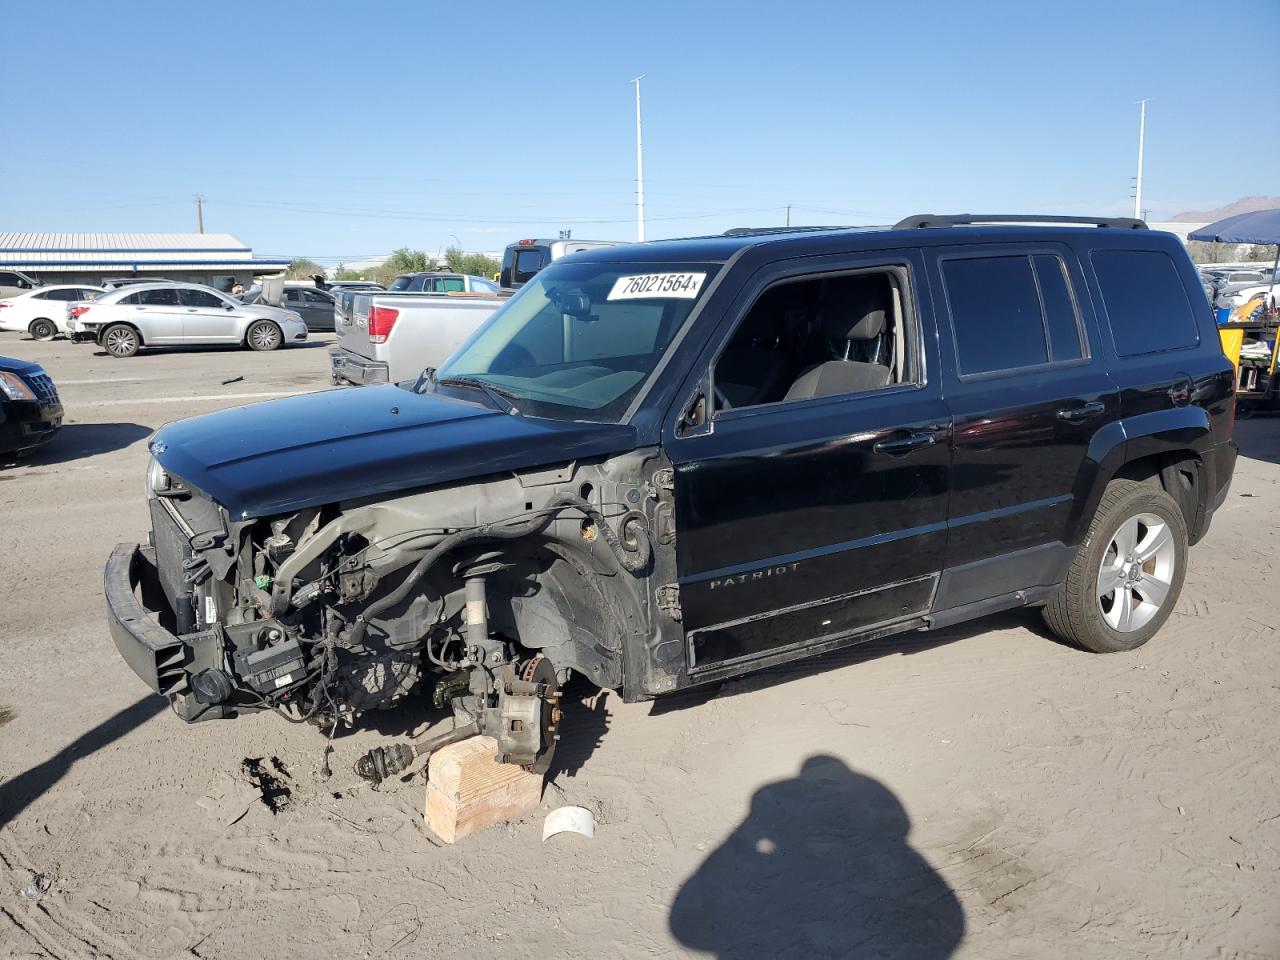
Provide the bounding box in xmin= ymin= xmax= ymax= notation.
xmin=104 ymin=542 xmax=230 ymax=722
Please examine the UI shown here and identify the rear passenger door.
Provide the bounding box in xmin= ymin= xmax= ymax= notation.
xmin=129 ymin=288 xmax=184 ymax=343
xmin=930 ymin=243 xmax=1121 ymax=612
xmin=296 ymin=288 xmax=336 ymax=331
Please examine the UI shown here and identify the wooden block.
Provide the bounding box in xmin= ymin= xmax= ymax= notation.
xmin=424 ymin=736 xmax=543 ymax=844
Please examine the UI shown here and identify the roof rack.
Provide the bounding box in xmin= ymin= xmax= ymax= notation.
xmin=722 ymin=225 xmax=853 ymax=237
xmin=894 ymin=214 xmax=1148 ymax=230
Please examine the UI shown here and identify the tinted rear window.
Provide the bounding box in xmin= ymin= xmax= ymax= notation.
xmin=137 ymin=288 xmax=178 ymax=306
xmin=942 ymin=255 xmax=1049 ymax=374
xmin=388 ymin=275 xmax=414 ymax=292
xmin=513 ymin=249 xmax=548 ymax=284
xmin=1091 ymin=249 xmax=1199 ymax=357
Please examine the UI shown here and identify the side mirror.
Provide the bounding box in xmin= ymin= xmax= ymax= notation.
xmin=677 ymin=393 xmax=707 ymax=435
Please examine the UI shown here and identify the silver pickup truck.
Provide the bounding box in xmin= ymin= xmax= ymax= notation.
xmin=330 ymin=291 xmax=506 ymax=385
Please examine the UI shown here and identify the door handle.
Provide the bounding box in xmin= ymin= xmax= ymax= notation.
xmin=873 ymin=431 xmax=938 ymax=456
xmin=1056 ymin=401 xmax=1106 ymax=422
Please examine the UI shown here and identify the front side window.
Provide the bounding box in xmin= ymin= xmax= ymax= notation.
xmin=941 ymin=253 xmax=1085 ymax=376
xmin=1091 ymin=249 xmax=1199 ymax=357
xmin=438 ymin=260 xmax=719 ymax=421
xmin=180 ymin=288 xmax=227 ymax=308
xmin=713 ymin=267 xmax=914 ymax=412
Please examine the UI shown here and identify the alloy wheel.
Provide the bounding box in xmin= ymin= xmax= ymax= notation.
xmin=250 ymin=323 xmax=281 ymax=350
xmin=1096 ymin=512 xmax=1176 ymax=632
xmin=106 ymin=328 xmax=137 ymax=356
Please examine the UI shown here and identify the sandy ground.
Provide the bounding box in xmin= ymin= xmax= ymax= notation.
xmin=0 ymin=334 xmax=1277 ymax=960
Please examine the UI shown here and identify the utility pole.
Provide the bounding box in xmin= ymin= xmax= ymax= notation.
xmin=1133 ymin=99 xmax=1147 ymax=221
xmin=785 ymin=205 xmax=791 ymax=227
xmin=632 ymin=75 xmax=646 ymax=242
xmin=195 ymin=195 xmax=205 ymax=234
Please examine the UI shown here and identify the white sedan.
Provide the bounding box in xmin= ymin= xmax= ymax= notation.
xmin=0 ymin=285 xmax=106 ymax=340
xmin=70 ymin=282 xmax=308 ymax=358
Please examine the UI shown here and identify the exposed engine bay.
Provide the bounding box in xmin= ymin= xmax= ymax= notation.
xmin=139 ymin=450 xmax=677 ymax=780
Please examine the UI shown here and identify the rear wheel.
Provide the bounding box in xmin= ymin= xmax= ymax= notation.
xmin=1043 ymin=479 xmax=1187 ymax=653
xmin=246 ymin=320 xmax=282 ymax=351
xmin=102 ymin=324 xmax=140 ymax=358
xmin=28 ymin=318 xmax=57 ymax=341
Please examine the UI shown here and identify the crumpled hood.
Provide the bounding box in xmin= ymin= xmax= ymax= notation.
xmin=151 ymin=384 xmax=638 ymax=519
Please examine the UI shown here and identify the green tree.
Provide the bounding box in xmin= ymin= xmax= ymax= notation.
xmin=333 ymin=264 xmax=366 ymax=281
xmin=444 ymin=246 xmax=501 ymax=280
xmin=286 ymin=257 xmax=325 ymax=280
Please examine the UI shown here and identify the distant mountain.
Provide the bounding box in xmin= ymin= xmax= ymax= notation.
xmin=1172 ymin=196 xmax=1280 ymax=223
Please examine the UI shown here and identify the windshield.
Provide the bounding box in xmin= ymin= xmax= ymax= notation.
xmin=437 ymin=260 xmax=719 ymax=422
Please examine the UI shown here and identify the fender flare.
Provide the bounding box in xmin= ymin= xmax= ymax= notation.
xmin=1069 ymin=406 xmax=1213 ymax=546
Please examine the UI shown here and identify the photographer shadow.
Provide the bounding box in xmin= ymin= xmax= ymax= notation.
xmin=670 ymin=755 xmax=963 ymax=960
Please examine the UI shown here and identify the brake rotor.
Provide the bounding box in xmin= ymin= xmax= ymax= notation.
xmin=519 ymin=654 xmax=561 ymax=775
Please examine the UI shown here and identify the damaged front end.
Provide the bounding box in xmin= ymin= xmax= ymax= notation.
xmin=106 ymin=450 xmax=669 ymax=777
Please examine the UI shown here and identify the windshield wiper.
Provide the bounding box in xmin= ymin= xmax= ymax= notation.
xmin=435 ymin=375 xmax=522 ymax=415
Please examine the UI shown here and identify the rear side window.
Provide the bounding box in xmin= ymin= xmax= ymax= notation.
xmin=437 ymin=277 xmax=465 ymax=292
xmin=942 ymin=254 xmax=1085 ymax=376
xmin=1091 ymin=249 xmax=1199 ymax=357
xmin=137 ymin=288 xmax=178 ymax=306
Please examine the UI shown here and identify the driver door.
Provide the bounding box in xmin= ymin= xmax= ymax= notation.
xmin=179 ymin=288 xmax=240 ymax=341
xmin=663 ymin=250 xmax=952 ymax=676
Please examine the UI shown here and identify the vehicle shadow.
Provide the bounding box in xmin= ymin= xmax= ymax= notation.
xmin=1233 ymin=414 xmax=1280 ymax=466
xmin=0 ymin=695 xmax=167 ymax=829
xmin=13 ymin=421 xmax=152 ymax=466
xmin=670 ymin=754 xmax=964 ymax=959
xmin=650 ymin=608 xmax=1047 ymax=715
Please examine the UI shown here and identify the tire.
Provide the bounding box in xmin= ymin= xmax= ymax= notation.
xmin=28 ymin=318 xmax=57 ymax=341
xmin=1043 ymin=479 xmax=1188 ymax=653
xmin=246 ymin=320 xmax=282 ymax=352
xmin=102 ymin=323 xmax=141 ymax=358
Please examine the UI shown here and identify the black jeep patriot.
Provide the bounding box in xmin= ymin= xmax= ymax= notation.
xmin=106 ymin=214 xmax=1236 ymax=775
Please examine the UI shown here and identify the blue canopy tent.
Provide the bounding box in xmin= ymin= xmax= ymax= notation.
xmin=1188 ymin=208 xmax=1280 ymax=306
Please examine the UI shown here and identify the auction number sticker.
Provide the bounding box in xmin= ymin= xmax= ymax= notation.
xmin=607 ymin=272 xmax=706 ymax=300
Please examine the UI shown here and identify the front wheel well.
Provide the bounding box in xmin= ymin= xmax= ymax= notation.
xmin=1113 ymin=451 xmax=1201 ymax=535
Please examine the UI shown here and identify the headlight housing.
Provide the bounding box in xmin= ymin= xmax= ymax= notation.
xmin=0 ymin=371 xmax=36 ymax=401
xmin=146 ymin=455 xmax=171 ymax=497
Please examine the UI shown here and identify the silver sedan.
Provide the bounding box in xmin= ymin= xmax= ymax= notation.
xmin=70 ymin=282 xmax=308 ymax=358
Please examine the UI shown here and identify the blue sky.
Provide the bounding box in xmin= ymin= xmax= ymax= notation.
xmin=2 ymin=0 xmax=1276 ymax=264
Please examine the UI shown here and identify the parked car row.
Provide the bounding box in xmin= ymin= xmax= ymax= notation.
xmin=0 ymin=284 xmax=106 ymax=339
xmin=1197 ymin=263 xmax=1277 ymax=312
